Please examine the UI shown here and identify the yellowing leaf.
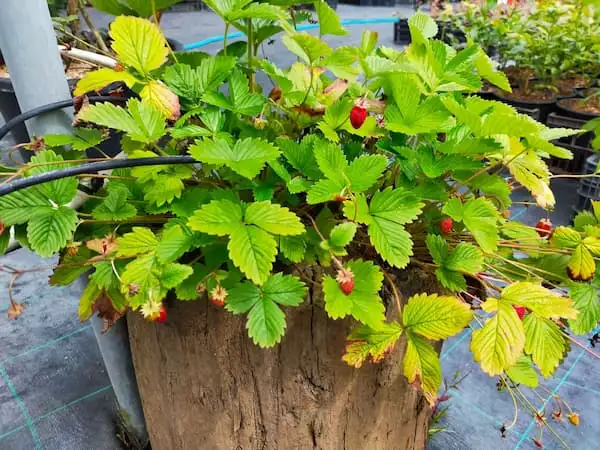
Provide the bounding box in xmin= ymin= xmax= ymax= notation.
xmin=523 ymin=314 xmax=569 ymax=378
xmin=403 ymin=332 xmax=441 ymax=405
xmin=342 ymin=322 xmax=403 ymax=368
xmin=471 ymin=298 xmax=525 ymax=375
xmin=74 ymin=68 xmax=140 ymax=96
xmin=402 ymin=293 xmax=472 ymax=340
xmin=568 ymin=244 xmax=596 ymax=282
xmin=110 ymin=16 xmax=168 ymax=75
xmin=500 ymin=282 xmax=578 ymax=320
xmin=140 ymin=81 xmax=181 ymax=120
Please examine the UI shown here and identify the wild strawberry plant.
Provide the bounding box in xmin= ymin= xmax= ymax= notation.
xmin=0 ymin=5 xmax=598 ymax=436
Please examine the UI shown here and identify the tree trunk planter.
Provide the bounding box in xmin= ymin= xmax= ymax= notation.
xmin=128 ymin=267 xmax=440 ymax=449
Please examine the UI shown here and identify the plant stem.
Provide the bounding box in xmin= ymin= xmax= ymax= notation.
xmin=80 ymin=216 xmax=169 ymax=225
xmin=247 ymin=19 xmax=254 ymax=92
xmin=223 ymin=23 xmax=230 ymax=56
xmin=77 ymin=0 xmax=110 ymax=54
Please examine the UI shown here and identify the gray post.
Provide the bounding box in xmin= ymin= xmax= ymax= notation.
xmin=0 ymin=0 xmax=73 ymax=139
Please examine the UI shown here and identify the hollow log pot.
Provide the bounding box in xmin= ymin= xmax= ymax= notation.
xmin=128 ymin=267 xmax=441 ymax=449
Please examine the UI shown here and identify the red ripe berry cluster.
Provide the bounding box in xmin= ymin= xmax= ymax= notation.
xmin=350 ymin=106 xmax=367 ymax=129
xmin=336 ymin=268 xmax=355 ymax=295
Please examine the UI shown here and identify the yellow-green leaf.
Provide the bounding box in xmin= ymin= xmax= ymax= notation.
xmin=568 ymin=244 xmax=596 ymax=282
xmin=403 ymin=332 xmax=441 ymax=405
xmin=140 ymin=81 xmax=181 ymax=120
xmin=523 ymin=314 xmax=569 ymax=378
xmin=500 ymin=282 xmax=578 ymax=320
xmin=74 ymin=68 xmax=140 ymax=96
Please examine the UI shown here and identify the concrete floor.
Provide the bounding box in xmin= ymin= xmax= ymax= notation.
xmin=1 ymin=4 xmax=599 ymax=450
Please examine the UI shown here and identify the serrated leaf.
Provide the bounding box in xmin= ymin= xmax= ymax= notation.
xmin=50 ymin=247 xmax=93 ymax=286
xmin=228 ymin=226 xmax=277 ymax=285
xmin=370 ymin=187 xmax=424 ymax=225
xmin=92 ymin=188 xmax=137 ymax=221
xmin=279 ymin=235 xmax=307 ymax=263
xmin=244 ymin=202 xmax=304 ymax=236
xmin=175 ymin=264 xmax=208 ymax=300
xmin=368 ymin=218 xmax=413 ymax=269
xmin=343 ymin=194 xmax=371 ymax=224
xmin=435 ymin=267 xmax=467 ymax=292
xmin=346 ymin=155 xmax=387 ymax=193
xmin=569 ymin=283 xmax=600 ymax=335
xmin=314 ymin=141 xmax=348 ymax=185
xmin=315 ymin=0 xmax=346 ymax=36
xmin=403 ymin=331 xmax=441 ymax=405
xmin=91 ymin=261 xmax=120 ymax=290
xmin=445 ymin=244 xmax=483 ymax=274
xmin=551 ymin=226 xmax=582 ymax=248
xmin=471 ymin=298 xmax=525 ymax=375
xmin=506 ymin=356 xmax=539 ymax=388
xmin=157 ymin=224 xmax=193 ymax=264
xmin=281 ymin=32 xmax=332 ymax=64
xmin=140 ymin=80 xmax=180 ymax=120
xmin=568 ymin=244 xmax=596 ymax=282
xmin=78 ymin=281 xmax=101 ymax=321
xmin=402 ymin=293 xmax=472 ymax=340
xmin=306 ymin=178 xmax=345 ymax=204
xmin=110 ymin=16 xmax=168 ymax=75
xmin=523 ymin=314 xmax=569 ymax=378
xmin=27 ymin=206 xmax=78 ymax=257
xmin=117 ymin=227 xmax=158 ymax=257
xmin=188 ymin=199 xmax=244 ymax=236
xmin=444 ymin=197 xmax=499 ymax=253
xmin=189 ymin=138 xmax=280 ymax=179
xmin=501 ymin=282 xmax=577 ymax=320
xmin=426 ymin=234 xmax=448 ymax=265
xmin=322 ymin=47 xmax=360 ymax=80
xmin=120 ymin=254 xmax=163 ymax=308
xmin=27 ymin=150 xmax=78 ymax=206
xmin=342 ymin=322 xmax=403 ymax=368
xmin=408 ymin=12 xmax=438 ymax=39
xmin=328 ymin=222 xmax=357 ymax=248
xmin=322 ymin=259 xmax=385 ymax=327
xmin=160 ymin=263 xmax=193 ymax=289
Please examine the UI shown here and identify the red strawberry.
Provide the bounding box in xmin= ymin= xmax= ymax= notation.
xmin=336 ymin=268 xmax=355 ymax=295
xmin=210 ymin=285 xmax=228 ymax=307
xmin=513 ymin=305 xmax=526 ymax=320
xmin=536 ymin=218 xmax=552 ymax=237
xmin=440 ymin=217 xmax=453 ymax=234
xmin=350 ymin=106 xmax=368 ymax=129
xmin=155 ymin=305 xmax=167 ymax=323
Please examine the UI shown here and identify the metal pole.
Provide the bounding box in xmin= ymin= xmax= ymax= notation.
xmin=0 ymin=0 xmax=73 ymax=139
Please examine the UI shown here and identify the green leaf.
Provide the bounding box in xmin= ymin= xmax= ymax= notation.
xmin=189 ymin=137 xmax=280 ymax=179
xmin=402 ymin=293 xmax=473 ymax=340
xmin=360 ymin=30 xmax=379 ymax=56
xmin=322 ymin=47 xmax=360 ymax=80
xmin=160 ymin=263 xmax=194 ymax=289
xmin=314 ymin=141 xmax=348 ymax=185
xmin=92 ymin=188 xmax=137 ymax=221
xmin=471 ymin=298 xmax=525 ymax=375
xmin=322 ymin=259 xmax=385 ymax=327
xmin=506 ymin=356 xmax=539 ymax=388
xmin=117 ymin=227 xmax=158 ymax=257
xmin=501 ymin=282 xmax=578 ymax=320
xmin=175 ymin=264 xmax=208 ymax=300
xmin=120 ymin=254 xmax=163 ymax=308
xmin=91 ymin=261 xmax=119 ymax=290
xmin=78 ymin=99 xmax=165 ymax=143
xmin=346 ymin=155 xmax=387 ymax=193
xmin=315 ymin=0 xmax=347 ymax=36
xmin=408 ymin=12 xmax=438 ymax=39
xmin=88 ymin=0 xmax=136 ymax=16
xmin=279 ymin=235 xmax=307 ymax=263
xmin=475 ymin=50 xmax=511 ymax=92
xmin=370 ymin=187 xmax=424 ymax=225
xmin=343 ymin=194 xmax=371 ymax=224
xmin=426 ymin=234 xmax=448 ymax=265
xmin=244 ymin=201 xmax=305 ymax=236
xmin=203 ymin=68 xmax=265 ymax=116
xmin=444 ymin=197 xmax=499 ymax=253
xmin=157 ymin=224 xmax=193 ymax=264
xmin=306 ymin=178 xmax=345 ymax=204
xmin=74 ymin=67 xmax=140 ymax=96
xmin=569 ymin=282 xmax=600 ymax=335
xmin=0 ymin=188 xmax=52 ymax=226
xmin=281 ymin=33 xmax=332 ymax=64
xmin=278 ymin=137 xmax=322 ymax=180
xmin=109 ymin=16 xmax=168 ymax=75
xmin=551 ymin=227 xmax=582 ymax=249
xmin=403 ymin=331 xmax=442 ymax=404
xmin=188 ymin=199 xmax=244 ymax=236
xmin=368 ymin=218 xmax=413 ymax=269
xmin=328 ymin=222 xmax=357 ymax=248
xmin=27 ymin=206 xmax=78 ymax=257
xmin=228 ymin=226 xmax=277 ymax=285
xmin=44 ymin=128 xmax=106 ymax=152
xmin=27 ymin=150 xmax=78 ymax=206
xmin=523 ymin=314 xmax=569 ymax=378
xmin=227 ymin=274 xmax=307 ymax=347
xmin=50 ymin=247 xmax=93 ymax=286
xmin=342 ymin=322 xmax=403 ymax=368
xmin=445 ymin=244 xmax=484 ymax=274
xmin=78 ymin=281 xmax=101 ymax=321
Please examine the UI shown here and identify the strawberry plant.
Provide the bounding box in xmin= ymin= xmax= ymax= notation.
xmin=0 ymin=4 xmax=598 ymax=444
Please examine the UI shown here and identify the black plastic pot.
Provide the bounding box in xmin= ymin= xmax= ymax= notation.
xmin=574 ymin=154 xmax=600 ymax=214
xmin=556 ymin=98 xmax=600 ymax=121
xmin=545 ymin=112 xmax=594 ymax=175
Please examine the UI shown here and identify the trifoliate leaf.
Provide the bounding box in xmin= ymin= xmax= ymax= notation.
xmin=281 ymin=32 xmax=332 ymax=64
xmin=306 ymin=178 xmax=345 ymax=204
xmin=402 ymin=293 xmax=473 ymax=340
xmin=228 ymin=226 xmax=277 ymax=285
xmin=277 ymin=137 xmax=323 ymax=180
xmin=500 ymin=282 xmax=577 ymax=320
xmin=203 ymin=68 xmax=265 ymax=116
xmin=27 ymin=206 xmax=78 ymax=257
xmin=157 ymin=224 xmax=193 ymax=264
xmin=0 ymin=188 xmax=52 ymax=226
xmin=403 ymin=331 xmax=441 ymax=405
xmin=117 ymin=227 xmax=158 ymax=257
xmin=506 ymin=356 xmax=539 ymax=388
xmin=314 ymin=141 xmax=348 ymax=185
xmin=523 ymin=314 xmax=569 ymax=378
xmin=322 ymin=259 xmax=385 ymax=327
xmin=342 ymin=322 xmax=403 ymax=368
xmin=471 ymin=298 xmax=525 ymax=375
xmin=189 ymin=137 xmax=280 ymax=179
xmin=110 ymin=16 xmax=168 ymax=75
xmin=569 ymin=282 xmax=600 ymax=335
xmin=244 ymin=201 xmax=305 ymax=236
xmin=92 ymin=188 xmax=137 ymax=221
xmin=445 ymin=244 xmax=484 ymax=275
xmin=227 ymin=273 xmax=307 ymax=347
xmin=370 ymin=187 xmax=424 ymax=225
xmin=27 ymin=150 xmax=78 ymax=206
xmin=188 ymin=200 xmax=244 ymax=236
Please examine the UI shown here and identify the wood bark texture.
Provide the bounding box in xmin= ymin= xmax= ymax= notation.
xmin=128 ymin=266 xmax=441 ymax=450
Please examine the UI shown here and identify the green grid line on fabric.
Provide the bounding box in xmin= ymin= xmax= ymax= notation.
xmin=0 ymin=364 xmax=43 ymax=449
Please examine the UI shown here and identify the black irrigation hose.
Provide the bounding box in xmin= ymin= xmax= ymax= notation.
xmin=0 ymin=156 xmax=198 ymax=197
xmin=0 ymin=96 xmax=126 ymax=141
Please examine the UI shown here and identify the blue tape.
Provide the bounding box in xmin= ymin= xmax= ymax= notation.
xmin=183 ymin=17 xmax=400 ymax=50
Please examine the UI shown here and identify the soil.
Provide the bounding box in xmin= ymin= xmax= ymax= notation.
xmin=557 ymin=75 xmax=593 ymax=90
xmin=129 ymin=265 xmax=443 ymax=450
xmin=561 ymin=97 xmax=600 ymax=115
xmin=503 ymin=66 xmax=534 ymax=86
xmin=496 ymin=86 xmax=555 ymax=103
xmin=0 ymin=60 xmax=95 ymax=81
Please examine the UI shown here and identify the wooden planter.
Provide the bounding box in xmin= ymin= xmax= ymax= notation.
xmin=128 ymin=267 xmax=439 ymax=449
